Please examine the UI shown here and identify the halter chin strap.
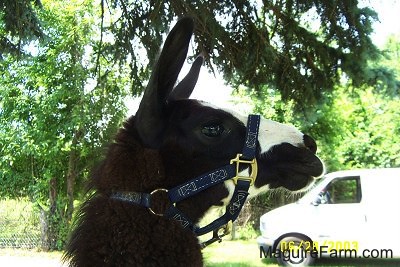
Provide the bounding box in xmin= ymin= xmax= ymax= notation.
xmin=110 ymin=115 xmax=261 ymax=248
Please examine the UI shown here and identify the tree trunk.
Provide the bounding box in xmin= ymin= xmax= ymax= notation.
xmin=39 ymin=177 xmax=58 ymax=251
xmin=66 ymin=129 xmax=82 ymax=223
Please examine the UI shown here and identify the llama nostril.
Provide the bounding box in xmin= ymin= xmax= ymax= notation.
xmin=303 ymin=134 xmax=317 ymax=154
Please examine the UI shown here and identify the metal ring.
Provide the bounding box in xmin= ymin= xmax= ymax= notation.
xmin=148 ymin=188 xmax=171 ymax=216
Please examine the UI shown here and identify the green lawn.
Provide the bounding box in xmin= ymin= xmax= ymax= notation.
xmin=203 ymin=240 xmax=400 ymax=267
xmin=2 ymin=240 xmax=400 ymax=266
xmin=203 ymin=240 xmax=277 ymax=267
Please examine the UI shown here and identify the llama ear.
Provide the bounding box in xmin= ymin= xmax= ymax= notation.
xmin=169 ymin=55 xmax=203 ymax=101
xmin=135 ymin=17 xmax=194 ymax=148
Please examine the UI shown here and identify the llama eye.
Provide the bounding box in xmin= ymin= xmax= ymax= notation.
xmin=201 ymin=123 xmax=225 ymax=137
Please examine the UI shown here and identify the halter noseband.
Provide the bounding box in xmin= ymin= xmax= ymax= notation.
xmin=111 ymin=114 xmax=261 ymax=248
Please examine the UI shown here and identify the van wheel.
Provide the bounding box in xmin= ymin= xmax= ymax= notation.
xmin=275 ymin=235 xmax=316 ymax=266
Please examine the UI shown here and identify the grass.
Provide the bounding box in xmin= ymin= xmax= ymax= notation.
xmin=203 ymin=240 xmax=400 ymax=267
xmin=203 ymin=240 xmax=277 ymax=267
xmin=0 ymin=248 xmax=63 ymax=258
xmin=0 ymin=241 xmax=274 ymax=267
xmin=2 ymin=200 xmax=400 ymax=266
xmin=0 ymin=248 xmax=66 ymax=267
xmin=2 ymin=240 xmax=400 ymax=266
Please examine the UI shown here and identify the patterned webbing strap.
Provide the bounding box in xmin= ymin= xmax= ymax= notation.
xmin=110 ymin=115 xmax=261 ymax=242
xmin=168 ymin=114 xmax=260 ymax=203
xmin=165 ymin=115 xmax=260 ymax=237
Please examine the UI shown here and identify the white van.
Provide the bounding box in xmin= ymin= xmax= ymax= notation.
xmin=257 ymin=168 xmax=400 ymax=266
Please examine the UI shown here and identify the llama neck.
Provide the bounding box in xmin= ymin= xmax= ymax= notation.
xmin=94 ymin=120 xmax=167 ymax=194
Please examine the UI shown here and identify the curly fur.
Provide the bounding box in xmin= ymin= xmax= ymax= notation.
xmin=65 ymin=117 xmax=205 ymax=266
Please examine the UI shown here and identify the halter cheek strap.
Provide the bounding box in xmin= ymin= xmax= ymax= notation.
xmin=110 ymin=115 xmax=261 ymax=248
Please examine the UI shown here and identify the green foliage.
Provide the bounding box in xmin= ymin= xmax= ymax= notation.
xmin=1 ymin=0 xmax=382 ymax=109
xmin=333 ymin=86 xmax=400 ymax=169
xmin=0 ymin=0 xmax=129 ymax=249
xmin=232 ymin=37 xmax=400 ymax=226
xmin=107 ymin=0 xmax=381 ymax=108
xmin=366 ymin=34 xmax=400 ymax=95
xmin=1 ymin=0 xmax=399 ymax=250
xmin=0 ymin=0 xmax=44 ymax=57
xmin=243 ymin=37 xmax=400 ymax=172
xmin=246 ymin=82 xmax=400 ymax=172
xmin=234 ymin=223 xmax=260 ymax=241
xmin=309 ymin=37 xmax=400 ymax=170
xmin=1 ymin=0 xmax=124 ymax=199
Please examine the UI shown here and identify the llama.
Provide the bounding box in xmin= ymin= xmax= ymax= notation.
xmin=64 ymin=17 xmax=324 ymax=267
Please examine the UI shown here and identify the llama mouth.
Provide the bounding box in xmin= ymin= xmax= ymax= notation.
xmin=255 ymin=143 xmax=324 ymax=191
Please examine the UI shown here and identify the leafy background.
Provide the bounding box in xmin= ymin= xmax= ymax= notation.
xmin=1 ymin=0 xmax=399 ymax=250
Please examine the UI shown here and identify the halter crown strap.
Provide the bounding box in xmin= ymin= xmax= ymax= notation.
xmin=241 ymin=114 xmax=260 ymax=160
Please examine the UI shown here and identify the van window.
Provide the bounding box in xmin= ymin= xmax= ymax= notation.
xmin=321 ymin=176 xmax=362 ymax=204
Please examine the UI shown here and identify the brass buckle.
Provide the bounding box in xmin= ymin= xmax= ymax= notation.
xmin=230 ymin=154 xmax=257 ymax=185
xmin=148 ymin=188 xmax=174 ymax=216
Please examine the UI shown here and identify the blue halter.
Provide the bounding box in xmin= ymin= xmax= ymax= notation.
xmin=111 ymin=114 xmax=261 ymax=247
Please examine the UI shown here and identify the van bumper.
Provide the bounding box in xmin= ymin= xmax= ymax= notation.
xmin=257 ymin=235 xmax=274 ymax=252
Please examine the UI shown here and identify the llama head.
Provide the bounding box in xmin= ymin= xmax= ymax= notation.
xmin=132 ymin=17 xmax=324 ymax=223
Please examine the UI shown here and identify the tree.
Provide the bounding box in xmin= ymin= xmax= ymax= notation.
xmin=1 ymin=0 xmax=386 ymax=109
xmin=0 ymin=0 xmax=44 ymax=57
xmin=242 ymin=35 xmax=400 ymax=171
xmin=1 ymin=0 xmax=398 ymax=246
xmin=0 ymin=0 xmax=128 ymax=250
xmin=236 ymin=36 xmax=400 ymax=230
xmin=308 ymin=36 xmax=400 ymax=171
